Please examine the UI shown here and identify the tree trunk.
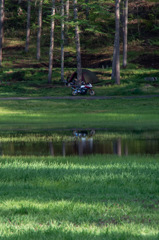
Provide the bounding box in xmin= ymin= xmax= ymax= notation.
xmin=113 ymin=138 xmax=121 ymax=156
xmin=136 ymin=5 xmax=140 ymax=37
xmin=0 ymin=0 xmax=4 ymax=67
xmin=73 ymin=0 xmax=82 ymax=86
xmin=112 ymin=0 xmax=120 ymax=84
xmin=49 ymin=141 xmax=54 ymax=156
xmin=25 ymin=0 xmax=31 ymax=52
xmin=37 ymin=0 xmax=43 ymax=60
xmin=66 ymin=0 xmax=69 ymax=18
xmin=61 ymin=0 xmax=64 ymax=82
xmin=48 ymin=0 xmax=55 ymax=84
xmin=115 ymin=0 xmax=120 ymax=84
xmin=65 ymin=0 xmax=69 ymax=45
xmin=123 ymin=0 xmax=128 ymax=68
xmin=111 ymin=40 xmax=116 ymax=80
xmin=2 ymin=0 xmax=4 ymax=44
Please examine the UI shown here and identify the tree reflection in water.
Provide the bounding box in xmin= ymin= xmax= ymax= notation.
xmin=1 ymin=132 xmax=159 ymax=156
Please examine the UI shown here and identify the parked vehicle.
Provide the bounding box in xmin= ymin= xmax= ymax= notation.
xmin=71 ymin=83 xmax=95 ymax=96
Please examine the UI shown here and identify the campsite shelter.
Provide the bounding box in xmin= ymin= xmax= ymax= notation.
xmin=68 ymin=69 xmax=99 ymax=84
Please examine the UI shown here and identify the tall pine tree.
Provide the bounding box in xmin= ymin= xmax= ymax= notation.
xmin=112 ymin=0 xmax=120 ymax=85
xmin=25 ymin=0 xmax=31 ymax=52
xmin=122 ymin=0 xmax=128 ymax=68
xmin=48 ymin=0 xmax=56 ymax=83
xmin=37 ymin=0 xmax=43 ymax=60
xmin=73 ymin=0 xmax=82 ymax=86
xmin=0 ymin=0 xmax=4 ymax=67
xmin=61 ymin=0 xmax=65 ymax=82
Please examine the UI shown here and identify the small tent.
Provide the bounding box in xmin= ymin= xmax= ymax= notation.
xmin=68 ymin=69 xmax=99 ymax=84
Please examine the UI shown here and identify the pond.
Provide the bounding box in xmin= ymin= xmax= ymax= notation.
xmin=0 ymin=131 xmax=159 ymax=156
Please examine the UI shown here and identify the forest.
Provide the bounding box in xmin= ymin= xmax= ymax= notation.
xmin=0 ymin=0 xmax=158 ymax=96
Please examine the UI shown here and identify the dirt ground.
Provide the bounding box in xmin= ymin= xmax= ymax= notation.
xmin=3 ymin=44 xmax=159 ymax=69
xmin=0 ymin=95 xmax=159 ymax=101
xmin=10 ymin=53 xmax=159 ymax=69
xmin=132 ymin=54 xmax=159 ymax=69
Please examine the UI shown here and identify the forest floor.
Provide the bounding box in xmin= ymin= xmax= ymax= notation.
xmin=3 ymin=43 xmax=159 ymax=69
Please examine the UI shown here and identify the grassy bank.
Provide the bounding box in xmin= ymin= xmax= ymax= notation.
xmin=0 ymin=155 xmax=159 ymax=240
xmin=0 ymin=97 xmax=159 ymax=132
xmin=0 ymin=130 xmax=159 ymax=143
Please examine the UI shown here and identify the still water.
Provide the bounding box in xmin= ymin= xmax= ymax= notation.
xmin=0 ymin=135 xmax=159 ymax=156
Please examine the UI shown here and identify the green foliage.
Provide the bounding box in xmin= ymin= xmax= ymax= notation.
xmin=3 ymin=0 xmax=159 ymax=44
xmin=8 ymin=71 xmax=25 ymax=81
xmin=149 ymin=39 xmax=159 ymax=46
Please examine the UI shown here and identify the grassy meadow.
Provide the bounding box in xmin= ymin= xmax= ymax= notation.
xmin=0 ymin=155 xmax=159 ymax=240
xmin=0 ymin=97 xmax=159 ymax=132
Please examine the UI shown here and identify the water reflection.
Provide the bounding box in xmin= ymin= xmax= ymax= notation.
xmin=0 ymin=136 xmax=159 ymax=156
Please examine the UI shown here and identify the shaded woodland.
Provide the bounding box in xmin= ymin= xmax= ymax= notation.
xmin=0 ymin=0 xmax=159 ymax=85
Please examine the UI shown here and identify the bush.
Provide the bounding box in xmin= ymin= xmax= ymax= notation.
xmin=6 ymin=71 xmax=25 ymax=82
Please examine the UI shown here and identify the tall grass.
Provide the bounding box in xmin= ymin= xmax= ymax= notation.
xmin=0 ymin=155 xmax=159 ymax=239
xmin=0 ymin=130 xmax=158 ymax=142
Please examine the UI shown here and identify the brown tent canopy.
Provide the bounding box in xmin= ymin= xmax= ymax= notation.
xmin=68 ymin=69 xmax=99 ymax=84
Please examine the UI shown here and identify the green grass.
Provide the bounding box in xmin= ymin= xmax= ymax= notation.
xmin=0 ymin=155 xmax=159 ymax=239
xmin=0 ymin=97 xmax=159 ymax=132
xmin=0 ymin=130 xmax=158 ymax=143
xmin=0 ymin=65 xmax=159 ymax=97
